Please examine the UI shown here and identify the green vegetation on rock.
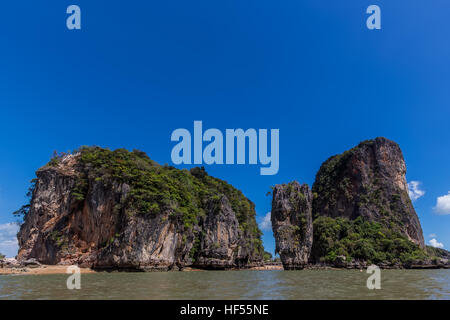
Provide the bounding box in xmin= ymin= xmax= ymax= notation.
xmin=312 ymin=216 xmax=428 ymax=265
xmin=263 ymin=251 xmax=273 ymax=262
xmin=49 ymin=147 xmax=263 ymax=254
xmin=311 ymin=137 xmax=426 ymax=260
xmin=312 ymin=143 xmax=372 ymax=210
xmin=0 ymin=253 xmax=5 ymax=259
xmin=425 ymin=246 xmax=450 ymax=262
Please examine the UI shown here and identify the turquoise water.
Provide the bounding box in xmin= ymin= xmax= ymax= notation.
xmin=1 ymin=269 xmax=449 ymax=300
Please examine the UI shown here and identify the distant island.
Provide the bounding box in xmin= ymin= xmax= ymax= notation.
xmin=3 ymin=138 xmax=449 ymax=272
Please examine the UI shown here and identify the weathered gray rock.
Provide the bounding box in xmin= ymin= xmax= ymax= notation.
xmin=0 ymin=258 xmax=21 ymax=268
xmin=271 ymin=181 xmax=313 ymax=270
xmin=194 ymin=196 xmax=258 ymax=269
xmin=20 ymin=258 xmax=41 ymax=267
xmin=312 ymin=137 xmax=425 ymax=248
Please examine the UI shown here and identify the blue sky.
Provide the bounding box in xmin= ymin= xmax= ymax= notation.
xmin=0 ymin=1 xmax=449 ymax=257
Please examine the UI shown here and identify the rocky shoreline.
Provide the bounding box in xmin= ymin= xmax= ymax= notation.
xmin=2 ymin=257 xmax=448 ymax=276
xmin=0 ymin=258 xmax=93 ymax=275
xmin=306 ymin=258 xmax=450 ymax=270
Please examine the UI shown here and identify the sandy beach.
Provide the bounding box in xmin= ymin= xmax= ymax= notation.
xmin=250 ymin=265 xmax=283 ymax=271
xmin=0 ymin=264 xmax=284 ymax=275
xmin=0 ymin=265 xmax=96 ymax=276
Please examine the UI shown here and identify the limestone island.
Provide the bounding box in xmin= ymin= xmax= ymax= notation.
xmin=1 ymin=138 xmax=449 ymax=274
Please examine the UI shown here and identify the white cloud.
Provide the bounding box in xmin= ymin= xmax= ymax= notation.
xmin=434 ymin=191 xmax=450 ymax=215
xmin=259 ymin=212 xmax=272 ymax=232
xmin=429 ymin=233 xmax=437 ymax=238
xmin=429 ymin=238 xmax=444 ymax=249
xmin=408 ymin=181 xmax=425 ymax=201
xmin=0 ymin=222 xmax=20 ymax=258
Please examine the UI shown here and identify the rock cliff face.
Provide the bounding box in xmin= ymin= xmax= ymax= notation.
xmin=271 ymin=138 xmax=431 ymax=269
xmin=312 ymin=137 xmax=424 ymax=248
xmin=17 ymin=147 xmax=264 ymax=270
xmin=271 ymin=182 xmax=313 ymax=269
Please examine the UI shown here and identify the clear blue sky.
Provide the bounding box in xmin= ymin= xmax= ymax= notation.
xmin=0 ymin=1 xmax=449 ymax=257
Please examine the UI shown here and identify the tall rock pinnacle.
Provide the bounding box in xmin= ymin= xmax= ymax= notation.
xmin=271 ymin=181 xmax=313 ymax=269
